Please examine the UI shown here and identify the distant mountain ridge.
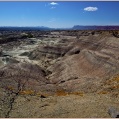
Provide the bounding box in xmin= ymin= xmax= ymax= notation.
xmin=0 ymin=26 xmax=53 ymax=31
xmin=72 ymin=25 xmax=119 ymax=30
xmin=0 ymin=25 xmax=119 ymax=31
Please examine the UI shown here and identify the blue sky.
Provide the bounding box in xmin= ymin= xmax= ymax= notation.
xmin=0 ymin=2 xmax=119 ymax=28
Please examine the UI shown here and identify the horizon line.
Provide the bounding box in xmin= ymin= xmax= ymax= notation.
xmin=0 ymin=25 xmax=119 ymax=28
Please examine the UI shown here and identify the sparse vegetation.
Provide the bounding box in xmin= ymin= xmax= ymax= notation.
xmin=19 ymin=90 xmax=35 ymax=95
xmin=97 ymin=91 xmax=109 ymax=94
xmin=56 ymin=90 xmax=84 ymax=96
xmin=70 ymin=92 xmax=84 ymax=96
xmin=113 ymin=31 xmax=119 ymax=38
xmin=56 ymin=90 xmax=68 ymax=96
xmin=27 ymin=33 xmax=34 ymax=38
xmin=112 ymin=75 xmax=119 ymax=82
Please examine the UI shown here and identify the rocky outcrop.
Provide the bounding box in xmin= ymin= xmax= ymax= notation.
xmin=28 ymin=45 xmax=72 ymax=60
xmin=0 ymin=33 xmax=32 ymax=44
xmin=108 ymin=107 xmax=119 ymax=118
xmin=2 ymin=57 xmax=19 ymax=64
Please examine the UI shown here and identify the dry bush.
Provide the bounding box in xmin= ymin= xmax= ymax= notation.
xmin=55 ymin=90 xmax=84 ymax=96
xmin=19 ymin=90 xmax=35 ymax=95
xmin=97 ymin=91 xmax=109 ymax=94
xmin=112 ymin=75 xmax=119 ymax=82
xmin=111 ymin=84 xmax=119 ymax=89
xmin=56 ymin=90 xmax=68 ymax=96
xmin=69 ymin=92 xmax=84 ymax=96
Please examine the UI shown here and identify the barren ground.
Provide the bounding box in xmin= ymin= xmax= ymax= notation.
xmin=0 ymin=30 xmax=119 ymax=118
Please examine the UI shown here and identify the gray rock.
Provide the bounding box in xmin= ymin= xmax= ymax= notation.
xmin=108 ymin=107 xmax=119 ymax=118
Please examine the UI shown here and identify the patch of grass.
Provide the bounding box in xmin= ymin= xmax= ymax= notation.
xmin=98 ymin=91 xmax=109 ymax=94
xmin=69 ymin=92 xmax=84 ymax=96
xmin=112 ymin=75 xmax=119 ymax=82
xmin=56 ymin=90 xmax=68 ymax=96
xmin=36 ymin=92 xmax=49 ymax=97
xmin=19 ymin=90 xmax=35 ymax=95
xmin=56 ymin=90 xmax=84 ymax=96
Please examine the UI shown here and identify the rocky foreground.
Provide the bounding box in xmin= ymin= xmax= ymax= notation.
xmin=0 ymin=30 xmax=119 ymax=118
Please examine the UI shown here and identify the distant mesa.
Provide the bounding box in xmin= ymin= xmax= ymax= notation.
xmin=72 ymin=25 xmax=119 ymax=30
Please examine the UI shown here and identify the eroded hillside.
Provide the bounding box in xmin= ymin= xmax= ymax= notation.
xmin=0 ymin=30 xmax=119 ymax=118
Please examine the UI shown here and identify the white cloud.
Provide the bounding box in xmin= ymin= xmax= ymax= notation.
xmin=50 ymin=2 xmax=58 ymax=5
xmin=84 ymin=7 xmax=98 ymax=11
